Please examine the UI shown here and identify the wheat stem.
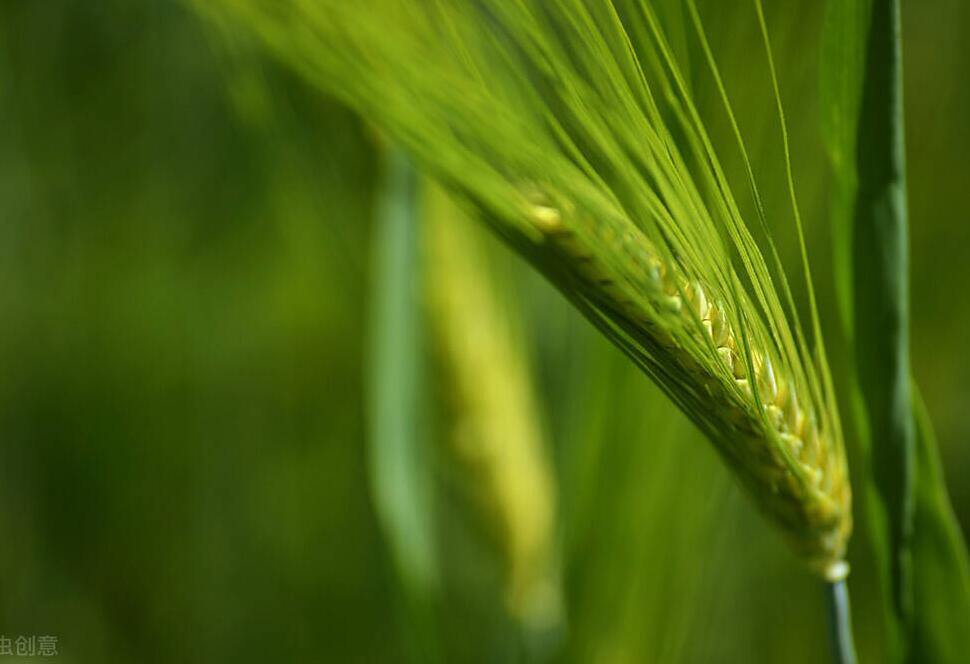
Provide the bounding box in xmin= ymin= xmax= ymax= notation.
xmin=825 ymin=580 xmax=858 ymax=664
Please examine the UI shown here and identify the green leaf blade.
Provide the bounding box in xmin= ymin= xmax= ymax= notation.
xmin=820 ymin=0 xmax=970 ymax=660
xmin=367 ymin=147 xmax=441 ymax=661
xmin=911 ymin=389 xmax=970 ymax=664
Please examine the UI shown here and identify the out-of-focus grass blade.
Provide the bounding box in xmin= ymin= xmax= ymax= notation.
xmin=910 ymin=388 xmax=970 ymax=662
xmin=821 ymin=0 xmax=970 ymax=660
xmin=819 ymin=0 xmax=871 ymax=337
xmin=558 ymin=340 xmax=730 ymax=663
xmin=367 ymin=146 xmax=440 ymax=661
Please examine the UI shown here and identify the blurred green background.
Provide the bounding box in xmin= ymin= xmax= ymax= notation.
xmin=0 ymin=1 xmax=967 ymax=662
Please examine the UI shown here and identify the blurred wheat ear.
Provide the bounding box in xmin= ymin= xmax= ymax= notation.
xmin=423 ymin=183 xmax=562 ymax=638
xmin=196 ymin=0 xmax=851 ymax=578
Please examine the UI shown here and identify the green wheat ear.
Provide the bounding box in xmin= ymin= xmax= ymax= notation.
xmin=423 ymin=183 xmax=561 ymax=630
xmin=198 ymin=0 xmax=852 ymax=579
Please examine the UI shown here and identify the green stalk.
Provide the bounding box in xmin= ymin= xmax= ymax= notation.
xmin=825 ymin=580 xmax=859 ymax=664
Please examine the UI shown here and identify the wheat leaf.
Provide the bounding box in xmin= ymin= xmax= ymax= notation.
xmin=367 ymin=147 xmax=441 ymax=661
xmin=820 ymin=0 xmax=970 ymax=660
xmin=910 ymin=387 xmax=970 ymax=662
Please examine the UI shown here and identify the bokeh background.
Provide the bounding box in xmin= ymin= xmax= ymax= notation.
xmin=0 ymin=1 xmax=967 ymax=662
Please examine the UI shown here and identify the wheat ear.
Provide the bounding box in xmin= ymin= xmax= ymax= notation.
xmin=424 ymin=185 xmax=561 ymax=627
xmin=198 ymin=0 xmax=852 ymax=580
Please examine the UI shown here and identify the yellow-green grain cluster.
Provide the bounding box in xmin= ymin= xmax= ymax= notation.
xmin=525 ymin=193 xmax=851 ymax=580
